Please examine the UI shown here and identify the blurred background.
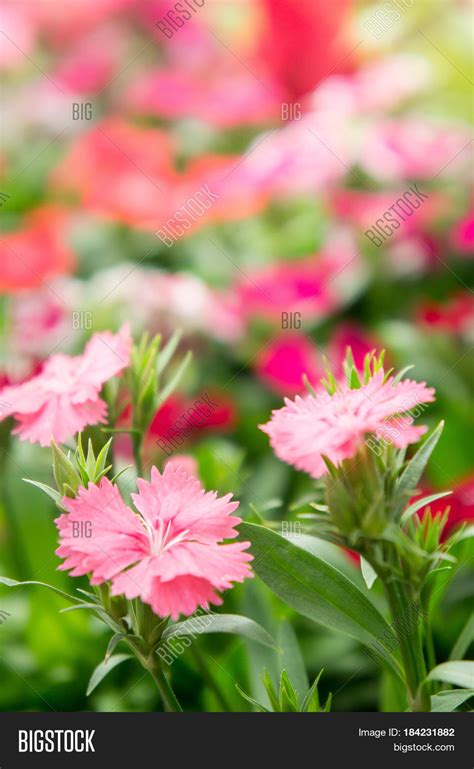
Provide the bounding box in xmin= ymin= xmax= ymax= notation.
xmin=0 ymin=0 xmax=473 ymax=711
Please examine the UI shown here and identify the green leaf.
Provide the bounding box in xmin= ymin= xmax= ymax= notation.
xmin=162 ymin=613 xmax=274 ymax=648
xmin=157 ymin=351 xmax=192 ymax=406
xmin=400 ymin=491 xmax=452 ymax=525
xmin=449 ymin=613 xmax=474 ymax=661
xmin=301 ymin=670 xmax=324 ymax=712
xmin=393 ymin=422 xmax=444 ymax=516
xmin=391 ymin=365 xmax=415 ymax=385
xmin=157 ymin=330 xmax=181 ymax=374
xmin=360 ymin=557 xmax=378 ymax=589
xmin=449 ymin=524 xmax=474 ymax=544
xmin=235 ymin=684 xmax=269 ymax=712
xmin=0 ymin=577 xmax=81 ymax=604
xmin=431 ymin=689 xmax=474 ymax=712
xmin=105 ymin=633 xmax=129 ymax=662
xmin=240 ymin=523 xmax=402 ymax=680
xmin=277 ymin=621 xmax=308 ymax=697
xmin=59 ymin=603 xmax=101 ymax=614
xmin=86 ymin=654 xmax=132 ymax=696
xmin=51 ymin=439 xmax=80 ymax=496
xmin=22 ymin=479 xmax=62 ymax=506
xmin=427 ymin=661 xmax=474 ymax=689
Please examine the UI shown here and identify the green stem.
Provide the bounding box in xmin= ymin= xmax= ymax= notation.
xmin=383 ymin=578 xmax=430 ymax=711
xmin=132 ymin=435 xmax=143 ymax=477
xmin=424 ymin=615 xmax=436 ymax=673
xmin=146 ymin=657 xmax=183 ymax=712
xmin=0 ymin=447 xmax=30 ymax=579
xmin=124 ymin=635 xmax=182 ymax=712
xmin=190 ymin=644 xmax=233 ymax=712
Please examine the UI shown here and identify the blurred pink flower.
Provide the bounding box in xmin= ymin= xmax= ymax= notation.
xmin=33 ymin=0 xmax=134 ymax=46
xmin=255 ymin=333 xmax=323 ymax=395
xmin=126 ymin=17 xmax=282 ymax=128
xmin=0 ymin=206 xmax=75 ymax=293
xmin=53 ymin=26 xmax=126 ymax=94
xmin=236 ymin=230 xmax=363 ymax=322
xmin=50 ymin=119 xmax=176 ymax=225
xmin=165 ymin=455 xmax=199 ymax=478
xmin=260 ymin=370 xmax=435 ymax=478
xmin=311 ymin=54 xmax=431 ymax=117
xmin=327 ymin=323 xmax=379 ymax=376
xmin=331 ymin=189 xmax=448 ymax=240
xmin=451 ymin=205 xmax=474 ymax=255
xmin=0 ymin=6 xmax=38 ymax=70
xmin=10 ymin=279 xmax=80 ymax=362
xmin=56 ymin=466 xmax=252 ymax=619
xmin=241 ymin=112 xmax=351 ymax=197
xmin=361 ymin=119 xmax=471 ymax=182
xmin=0 ymin=324 xmax=131 ymax=446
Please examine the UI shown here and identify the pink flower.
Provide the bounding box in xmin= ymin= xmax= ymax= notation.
xmin=327 ymin=323 xmax=380 ymax=377
xmin=125 ymin=19 xmax=282 ymax=128
xmin=165 ymin=455 xmax=199 ymax=478
xmin=451 ymin=206 xmax=474 ymax=255
xmin=236 ymin=230 xmax=362 ymax=322
xmin=0 ymin=324 xmax=131 ymax=446
xmin=255 ymin=333 xmax=323 ymax=395
xmin=55 ymin=465 xmax=253 ymax=619
xmin=260 ymin=370 xmax=435 ymax=478
xmin=361 ymin=119 xmax=471 ymax=182
xmin=52 ymin=26 xmax=125 ymax=94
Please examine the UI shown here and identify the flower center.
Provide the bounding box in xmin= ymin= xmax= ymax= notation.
xmin=148 ymin=518 xmax=190 ymax=557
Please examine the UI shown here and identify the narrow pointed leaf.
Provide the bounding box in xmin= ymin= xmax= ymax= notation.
xmin=427 ymin=661 xmax=474 ymax=689
xmin=240 ymin=523 xmax=402 ymax=680
xmin=449 ymin=614 xmax=474 ymax=661
xmin=0 ymin=577 xmax=81 ymax=604
xmin=158 ymin=330 xmax=181 ymax=374
xmin=22 ymin=479 xmax=62 ymax=505
xmin=277 ymin=621 xmax=308 ymax=697
xmin=431 ymin=689 xmax=474 ymax=712
xmin=162 ymin=613 xmax=274 ymax=648
xmin=86 ymin=654 xmax=132 ymax=696
xmin=157 ymin=351 xmax=192 ymax=406
xmin=401 ymin=492 xmax=452 ymax=525
xmin=393 ymin=422 xmax=444 ymax=515
xmin=360 ymin=557 xmax=378 ymax=589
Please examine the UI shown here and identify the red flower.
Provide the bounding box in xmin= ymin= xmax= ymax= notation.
xmin=414 ymin=476 xmax=474 ymax=539
xmin=257 ymin=0 xmax=354 ymax=100
xmin=417 ymin=293 xmax=474 ymax=336
xmin=255 ymin=333 xmax=323 ymax=396
xmin=0 ymin=206 xmax=75 ymax=293
xmin=50 ymin=119 xmax=176 ymax=226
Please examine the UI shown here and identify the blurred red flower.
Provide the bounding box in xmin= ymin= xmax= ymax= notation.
xmin=257 ymin=0 xmax=353 ymax=100
xmin=0 ymin=206 xmax=75 ymax=293
xmin=414 ymin=476 xmax=474 ymax=540
xmin=50 ymin=119 xmax=176 ymax=226
xmin=417 ymin=293 xmax=474 ymax=336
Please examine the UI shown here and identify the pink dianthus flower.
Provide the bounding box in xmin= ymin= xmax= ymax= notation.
xmin=260 ymin=370 xmax=435 ymax=478
xmin=0 ymin=324 xmax=131 ymax=446
xmin=55 ymin=465 xmax=252 ymax=619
